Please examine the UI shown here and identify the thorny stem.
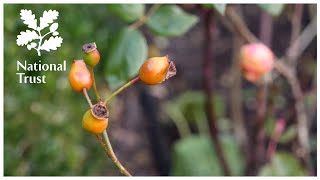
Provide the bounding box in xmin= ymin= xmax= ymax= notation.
xmin=96 ymin=134 xmax=132 ymax=176
xmin=202 ymin=9 xmax=231 ymax=176
xmin=128 ymin=4 xmax=161 ymax=31
xmin=103 ymin=77 xmax=140 ymax=105
xmin=82 ymin=88 xmax=93 ymax=108
xmin=90 ymin=67 xmax=100 ymax=101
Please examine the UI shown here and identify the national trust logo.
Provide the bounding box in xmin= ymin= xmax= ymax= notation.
xmin=16 ymin=9 xmax=63 ymax=56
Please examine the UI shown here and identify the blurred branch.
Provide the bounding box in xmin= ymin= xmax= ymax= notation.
xmin=224 ymin=5 xmax=315 ymax=175
xmin=202 ymin=9 xmax=231 ymax=176
xmin=225 ymin=6 xmax=258 ymax=43
xmin=266 ymin=118 xmax=286 ymax=161
xmin=230 ymin=36 xmax=248 ymax=153
xmin=273 ymin=60 xmax=312 ymax=174
xmin=128 ymin=4 xmax=161 ymax=31
xmin=287 ymin=4 xmax=303 ymax=66
xmin=250 ymin=10 xmax=274 ymax=173
xmin=259 ymin=11 xmax=273 ymax=47
xmin=140 ymin=88 xmax=171 ymax=175
xmin=286 ymin=15 xmax=317 ymax=67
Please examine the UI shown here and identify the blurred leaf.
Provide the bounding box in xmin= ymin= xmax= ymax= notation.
xmin=146 ymin=5 xmax=198 ymax=37
xmin=214 ymin=4 xmax=226 ymax=15
xmin=171 ymin=135 xmax=244 ymax=176
xmin=264 ymin=117 xmax=297 ymax=144
xmin=278 ymin=125 xmax=297 ymax=143
xmin=164 ymin=91 xmax=229 ymax=134
xmin=201 ymin=4 xmax=226 ymax=15
xmin=258 ymin=152 xmax=306 ymax=176
xmin=264 ymin=116 xmax=275 ymax=137
xmin=258 ymin=4 xmax=285 ymax=17
xmin=104 ymin=28 xmax=147 ymax=90
xmin=171 ymin=135 xmax=221 ymax=176
xmin=106 ymin=4 xmax=145 ymax=23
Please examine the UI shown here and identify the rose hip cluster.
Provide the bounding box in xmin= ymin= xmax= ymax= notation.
xmin=69 ymin=42 xmax=176 ymax=134
xmin=239 ymin=43 xmax=274 ymax=82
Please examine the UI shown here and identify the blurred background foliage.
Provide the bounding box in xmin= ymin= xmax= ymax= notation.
xmin=4 ymin=4 xmax=317 ymax=176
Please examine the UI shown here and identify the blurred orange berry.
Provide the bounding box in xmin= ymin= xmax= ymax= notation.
xmin=239 ymin=43 xmax=274 ymax=82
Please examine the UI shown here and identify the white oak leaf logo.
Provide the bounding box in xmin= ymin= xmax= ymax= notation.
xmin=20 ymin=9 xmax=38 ymax=30
xmin=16 ymin=9 xmax=63 ymax=56
xmin=40 ymin=36 xmax=63 ymax=51
xmin=16 ymin=30 xmax=39 ymax=46
xmin=38 ymin=10 xmax=59 ymax=31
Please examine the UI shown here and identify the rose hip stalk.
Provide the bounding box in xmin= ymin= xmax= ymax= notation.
xmin=69 ymin=42 xmax=177 ymax=176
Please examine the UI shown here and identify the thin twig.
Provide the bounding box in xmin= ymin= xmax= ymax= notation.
xmin=103 ymin=77 xmax=140 ymax=105
xmin=96 ymin=134 xmax=132 ymax=176
xmin=82 ymin=88 xmax=93 ymax=108
xmin=103 ymin=131 xmax=116 ymax=159
xmin=128 ymin=4 xmax=161 ymax=31
xmin=90 ymin=67 xmax=100 ymax=101
xmin=202 ymin=9 xmax=231 ymax=176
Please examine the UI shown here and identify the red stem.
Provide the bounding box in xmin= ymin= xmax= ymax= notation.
xmin=266 ymin=118 xmax=286 ymax=161
xmin=202 ymin=9 xmax=231 ymax=176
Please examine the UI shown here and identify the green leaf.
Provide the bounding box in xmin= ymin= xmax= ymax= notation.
xmin=279 ymin=125 xmax=297 ymax=143
xmin=201 ymin=4 xmax=226 ymax=15
xmin=214 ymin=4 xmax=227 ymax=15
xmin=104 ymin=28 xmax=147 ymax=90
xmin=258 ymin=4 xmax=285 ymax=17
xmin=146 ymin=5 xmax=198 ymax=37
xmin=171 ymin=135 xmax=244 ymax=176
xmin=258 ymin=152 xmax=306 ymax=176
xmin=163 ymin=91 xmax=229 ymax=134
xmin=264 ymin=117 xmax=297 ymax=144
xmin=107 ymin=4 xmax=145 ymax=23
